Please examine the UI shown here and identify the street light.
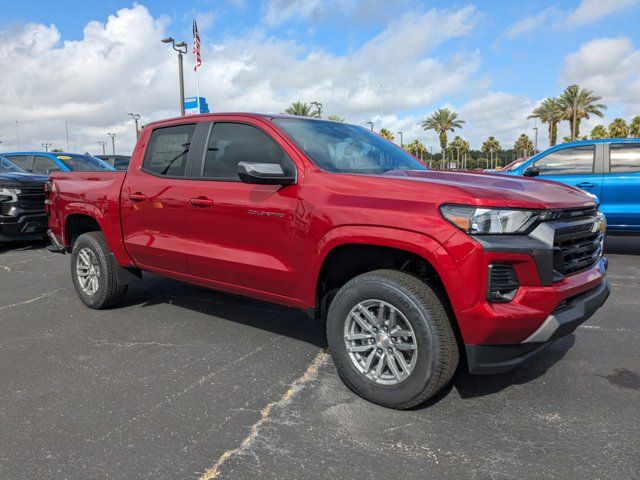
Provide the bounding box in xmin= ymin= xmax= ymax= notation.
xmin=128 ymin=113 xmax=141 ymax=138
xmin=397 ymin=131 xmax=403 ymax=148
xmin=162 ymin=37 xmax=188 ymax=116
xmin=310 ymin=101 xmax=323 ymax=118
xmin=98 ymin=140 xmax=107 ymax=156
xmin=41 ymin=142 xmax=52 ymax=152
xmin=107 ymin=133 xmax=116 ymax=156
xmin=366 ymin=121 xmax=374 ymax=131
xmin=533 ymin=124 xmax=539 ymax=155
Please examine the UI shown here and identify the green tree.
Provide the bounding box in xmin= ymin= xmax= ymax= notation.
xmin=608 ymin=118 xmax=629 ymax=138
xmin=514 ymin=133 xmax=534 ymax=157
xmin=406 ymin=140 xmax=427 ymax=162
xmin=421 ymin=108 xmax=465 ymax=169
xmin=379 ymin=128 xmax=394 ymax=141
xmin=327 ymin=114 xmax=345 ymax=122
xmin=481 ymin=136 xmax=501 ymax=169
xmin=528 ymin=97 xmax=565 ymax=146
xmin=628 ymin=116 xmax=640 ymax=137
xmin=283 ymin=101 xmax=318 ymax=117
xmin=449 ymin=136 xmax=470 ymax=169
xmin=558 ymin=85 xmax=607 ymax=140
xmin=590 ymin=125 xmax=608 ymax=139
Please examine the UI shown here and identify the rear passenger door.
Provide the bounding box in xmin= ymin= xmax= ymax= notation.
xmin=530 ymin=144 xmax=603 ymax=199
xmin=600 ymin=143 xmax=640 ymax=232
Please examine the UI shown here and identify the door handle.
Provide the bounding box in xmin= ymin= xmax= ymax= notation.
xmin=189 ymin=197 xmax=214 ymax=207
xmin=128 ymin=192 xmax=147 ymax=201
xmin=576 ymin=182 xmax=597 ymax=188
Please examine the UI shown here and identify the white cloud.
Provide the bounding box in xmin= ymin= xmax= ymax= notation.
xmin=0 ymin=4 xmax=484 ymax=154
xmin=561 ymin=37 xmax=640 ymax=114
xmin=566 ymin=0 xmax=640 ymax=26
xmin=503 ymin=7 xmax=556 ymax=39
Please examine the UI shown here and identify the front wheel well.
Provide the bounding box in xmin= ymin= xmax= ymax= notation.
xmin=66 ymin=214 xmax=101 ymax=250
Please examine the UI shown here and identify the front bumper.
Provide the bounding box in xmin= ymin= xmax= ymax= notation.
xmin=0 ymin=212 xmax=48 ymax=240
xmin=466 ymin=278 xmax=610 ymax=374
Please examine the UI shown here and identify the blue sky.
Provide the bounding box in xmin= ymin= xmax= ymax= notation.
xmin=1 ymin=0 xmax=639 ymax=154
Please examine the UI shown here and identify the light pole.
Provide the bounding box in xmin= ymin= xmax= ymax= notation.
xmin=128 ymin=113 xmax=141 ymax=138
xmin=107 ymin=133 xmax=116 ymax=155
xmin=162 ymin=37 xmax=188 ymax=116
xmin=310 ymin=101 xmax=323 ymax=118
xmin=398 ymin=131 xmax=403 ymax=148
xmin=65 ymin=121 xmax=70 ymax=152
xmin=15 ymin=121 xmax=20 ymax=150
xmin=41 ymin=142 xmax=52 ymax=152
xmin=533 ymin=124 xmax=538 ymax=155
xmin=428 ymin=146 xmax=433 ymax=168
xmin=366 ymin=121 xmax=374 ymax=131
xmin=98 ymin=140 xmax=107 ymax=156
xmin=455 ymin=146 xmax=460 ymax=170
xmin=378 ymin=83 xmax=383 ymax=130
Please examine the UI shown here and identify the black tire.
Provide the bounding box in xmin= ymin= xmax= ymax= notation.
xmin=327 ymin=269 xmax=459 ymax=409
xmin=70 ymin=231 xmax=127 ymax=309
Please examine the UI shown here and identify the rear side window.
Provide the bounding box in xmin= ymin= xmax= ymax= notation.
xmin=203 ymin=123 xmax=292 ymax=180
xmin=7 ymin=155 xmax=30 ymax=170
xmin=142 ymin=124 xmax=196 ymax=177
xmin=534 ymin=146 xmax=595 ymax=175
xmin=32 ymin=155 xmax=62 ymax=174
xmin=610 ymin=145 xmax=640 ymax=173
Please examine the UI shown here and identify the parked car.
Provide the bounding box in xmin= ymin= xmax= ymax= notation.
xmin=46 ymin=114 xmax=609 ymax=409
xmin=500 ymin=139 xmax=640 ymax=233
xmin=96 ymin=155 xmax=131 ymax=171
xmin=2 ymin=152 xmax=116 ymax=175
xmin=0 ymin=154 xmax=48 ymax=241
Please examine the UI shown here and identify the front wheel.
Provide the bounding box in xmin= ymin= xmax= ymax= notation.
xmin=71 ymin=231 xmax=127 ymax=309
xmin=327 ymin=269 xmax=459 ymax=409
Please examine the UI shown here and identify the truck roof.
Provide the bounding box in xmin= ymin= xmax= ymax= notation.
xmin=144 ymin=112 xmax=329 ymax=127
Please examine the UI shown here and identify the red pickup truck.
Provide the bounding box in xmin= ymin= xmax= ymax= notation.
xmin=47 ymin=113 xmax=610 ymax=408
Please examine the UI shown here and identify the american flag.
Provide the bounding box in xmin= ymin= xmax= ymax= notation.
xmin=193 ymin=18 xmax=201 ymax=71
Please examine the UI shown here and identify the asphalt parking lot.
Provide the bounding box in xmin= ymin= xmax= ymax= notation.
xmin=1 ymin=238 xmax=639 ymax=479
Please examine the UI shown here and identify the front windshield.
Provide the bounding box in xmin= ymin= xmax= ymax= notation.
xmin=55 ymin=154 xmax=114 ymax=171
xmin=0 ymin=156 xmax=22 ymax=172
xmin=274 ymin=118 xmax=427 ymax=174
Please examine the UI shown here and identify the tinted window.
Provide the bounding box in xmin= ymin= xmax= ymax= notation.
xmin=203 ymin=123 xmax=292 ymax=180
xmin=56 ymin=154 xmax=113 ymax=171
xmin=610 ymin=145 xmax=640 ymax=173
xmin=274 ymin=118 xmax=426 ymax=173
xmin=142 ymin=124 xmax=195 ymax=177
xmin=32 ymin=156 xmax=61 ymax=174
xmin=6 ymin=155 xmax=30 ymax=170
xmin=534 ymin=146 xmax=595 ymax=175
xmin=0 ymin=156 xmax=22 ymax=172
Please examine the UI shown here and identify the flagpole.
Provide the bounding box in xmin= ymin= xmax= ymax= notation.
xmin=193 ymin=10 xmax=201 ymax=114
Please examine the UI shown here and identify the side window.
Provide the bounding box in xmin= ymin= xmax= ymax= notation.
xmin=534 ymin=146 xmax=595 ymax=176
xmin=32 ymin=156 xmax=61 ymax=174
xmin=203 ymin=123 xmax=293 ymax=180
xmin=142 ymin=124 xmax=196 ymax=177
xmin=610 ymin=145 xmax=640 ymax=173
xmin=7 ymin=155 xmax=31 ymax=170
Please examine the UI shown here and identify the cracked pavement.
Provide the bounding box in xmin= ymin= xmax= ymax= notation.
xmin=0 ymin=238 xmax=639 ymax=479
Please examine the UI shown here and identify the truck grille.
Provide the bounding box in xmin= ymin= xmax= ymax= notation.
xmin=17 ymin=186 xmax=46 ymax=212
xmin=553 ymin=222 xmax=603 ymax=276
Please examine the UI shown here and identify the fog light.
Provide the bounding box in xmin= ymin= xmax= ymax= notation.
xmin=487 ymin=264 xmax=519 ymax=303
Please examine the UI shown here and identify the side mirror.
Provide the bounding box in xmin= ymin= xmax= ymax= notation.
xmin=237 ymin=162 xmax=295 ymax=185
xmin=523 ymin=165 xmax=540 ymax=177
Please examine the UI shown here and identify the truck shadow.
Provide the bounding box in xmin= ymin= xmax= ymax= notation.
xmin=0 ymin=239 xmax=50 ymax=254
xmin=604 ymin=235 xmax=640 ymax=255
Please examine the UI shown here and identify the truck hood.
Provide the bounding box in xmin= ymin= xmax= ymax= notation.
xmin=379 ymin=170 xmax=597 ymax=210
xmin=0 ymin=171 xmax=48 ymax=187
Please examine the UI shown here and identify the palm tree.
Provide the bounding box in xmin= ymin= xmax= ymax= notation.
xmin=590 ymin=125 xmax=608 ymax=139
xmin=481 ymin=136 xmax=501 ymax=169
xmin=557 ymin=85 xmax=607 ymax=140
xmin=327 ymin=114 xmax=345 ymax=122
xmin=449 ymin=136 xmax=470 ymax=169
xmin=514 ymin=134 xmax=534 ymax=158
xmin=528 ymin=97 xmax=565 ymax=146
xmin=629 ymin=115 xmax=640 ymax=137
xmin=284 ymin=101 xmax=318 ymax=117
xmin=421 ymin=108 xmax=465 ymax=169
xmin=608 ymin=118 xmax=629 ymax=138
xmin=379 ymin=128 xmax=394 ymax=141
xmin=406 ymin=140 xmax=427 ymax=163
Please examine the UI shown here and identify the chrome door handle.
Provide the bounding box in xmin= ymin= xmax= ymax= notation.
xmin=128 ymin=192 xmax=147 ymax=201
xmin=189 ymin=197 xmax=214 ymax=207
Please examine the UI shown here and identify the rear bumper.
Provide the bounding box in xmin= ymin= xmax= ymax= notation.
xmin=466 ymin=279 xmax=610 ymax=374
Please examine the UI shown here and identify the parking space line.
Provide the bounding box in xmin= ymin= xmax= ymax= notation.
xmin=199 ymin=349 xmax=330 ymax=480
xmin=0 ymin=287 xmax=71 ymax=312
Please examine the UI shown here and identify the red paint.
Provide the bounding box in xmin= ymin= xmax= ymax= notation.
xmin=47 ymin=113 xmax=605 ymax=346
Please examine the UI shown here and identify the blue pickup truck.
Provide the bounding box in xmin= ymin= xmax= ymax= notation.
xmin=2 ymin=152 xmax=115 ymax=175
xmin=501 ymin=138 xmax=640 ymax=233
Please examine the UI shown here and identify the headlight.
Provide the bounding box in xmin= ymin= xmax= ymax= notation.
xmin=440 ymin=204 xmax=542 ymax=234
xmin=0 ymin=187 xmax=21 ymax=195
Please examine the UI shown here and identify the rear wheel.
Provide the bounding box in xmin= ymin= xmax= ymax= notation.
xmin=327 ymin=269 xmax=459 ymax=409
xmin=71 ymin=231 xmax=127 ymax=309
